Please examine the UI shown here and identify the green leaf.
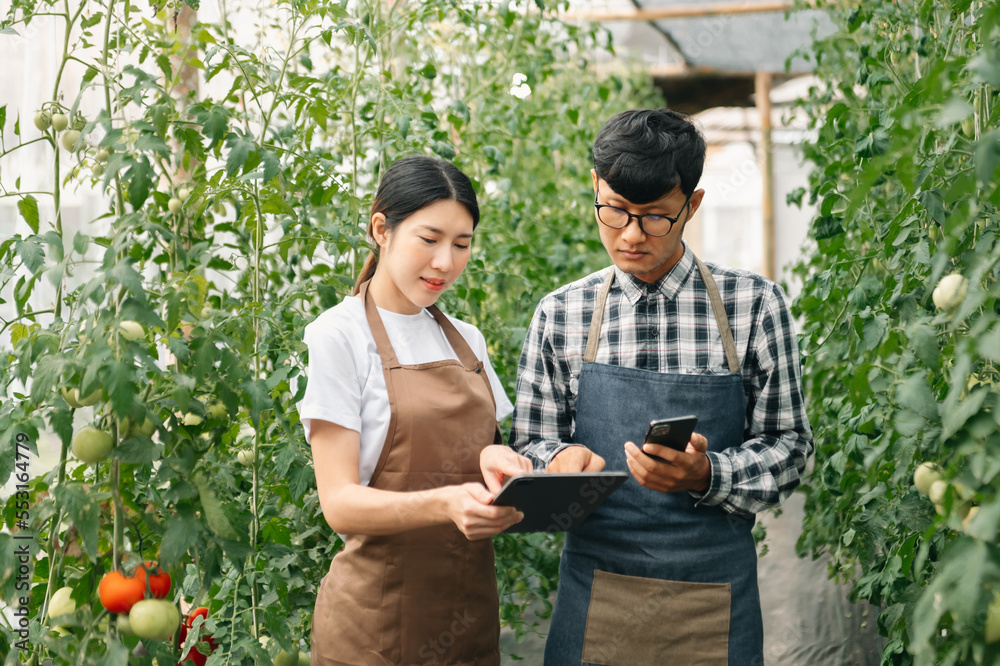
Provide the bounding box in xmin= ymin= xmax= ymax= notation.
xmin=52 ymin=483 xmax=102 ymax=559
xmin=862 ymin=313 xmax=889 ymax=352
xmin=418 ymin=62 xmax=437 ymax=79
xmin=16 ymin=237 xmax=44 ymax=273
xmin=918 ymin=190 xmax=946 ymax=226
xmin=942 ymin=388 xmax=988 ymax=440
xmin=72 ymin=232 xmax=88 ymax=256
xmin=126 ymin=157 xmax=155 ymax=208
xmin=226 ymin=136 xmax=255 ymax=177
xmin=396 ymin=114 xmax=410 ymax=139
xmin=260 ymin=148 xmax=280 ymax=183
xmin=10 ymin=323 xmax=29 ymax=346
xmin=94 ymin=640 xmax=129 ymax=666
xmin=103 ymin=359 xmax=138 ymax=416
xmin=113 ymin=437 xmax=162 ymax=464
xmin=241 ymin=378 xmax=273 ymax=428
xmin=160 ymin=515 xmax=202 ymax=568
xmin=16 ymin=195 xmax=38 ymax=234
xmin=897 ymin=372 xmax=938 ymax=421
xmin=975 ymin=129 xmax=1000 ymax=185
xmin=812 ymin=216 xmax=844 ymax=240
xmin=910 ymin=324 xmax=940 ymax=370
xmin=198 ymin=105 xmax=230 ymax=143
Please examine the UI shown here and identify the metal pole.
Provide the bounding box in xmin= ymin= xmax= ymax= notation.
xmin=565 ymin=1 xmax=797 ymax=22
xmin=755 ymin=71 xmax=776 ymax=281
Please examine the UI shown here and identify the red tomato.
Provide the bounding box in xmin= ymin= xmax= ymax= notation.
xmin=135 ymin=561 xmax=172 ymax=599
xmin=99 ymin=571 xmax=145 ymax=614
xmin=177 ymin=607 xmax=216 ymax=666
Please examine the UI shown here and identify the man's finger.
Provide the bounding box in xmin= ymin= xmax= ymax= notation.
xmin=583 ymin=451 xmax=606 ymax=472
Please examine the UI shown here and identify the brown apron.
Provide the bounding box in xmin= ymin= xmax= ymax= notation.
xmin=310 ymin=280 xmax=502 ymax=666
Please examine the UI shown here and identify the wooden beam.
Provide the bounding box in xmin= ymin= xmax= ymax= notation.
xmin=755 ymin=71 xmax=776 ymax=281
xmin=565 ymin=1 xmax=796 ymax=22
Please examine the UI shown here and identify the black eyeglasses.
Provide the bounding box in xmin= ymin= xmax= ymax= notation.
xmin=593 ymin=183 xmax=691 ymax=237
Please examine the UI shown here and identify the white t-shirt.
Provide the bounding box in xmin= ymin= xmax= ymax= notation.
xmin=298 ymin=296 xmax=513 ymax=486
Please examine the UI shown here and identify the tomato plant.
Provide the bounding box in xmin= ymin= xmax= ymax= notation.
xmin=792 ymin=1 xmax=1000 ymax=663
xmin=0 ymin=0 xmax=661 ymax=662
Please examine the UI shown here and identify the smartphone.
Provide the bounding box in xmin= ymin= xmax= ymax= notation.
xmin=642 ymin=415 xmax=698 ymax=461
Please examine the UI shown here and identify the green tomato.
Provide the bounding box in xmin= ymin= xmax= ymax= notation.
xmin=50 ymin=113 xmax=69 ymax=131
xmin=183 ymin=412 xmax=203 ymax=427
xmin=60 ymin=129 xmax=81 ymax=152
xmin=178 ymin=187 xmax=192 ymax=201
xmin=95 ymin=147 xmax=111 ymax=162
xmin=72 ymin=426 xmax=113 ymax=463
xmin=74 ymin=388 xmax=102 ymax=407
xmin=92 ymin=162 xmax=105 ymax=177
xmin=128 ymin=599 xmax=180 ymax=641
xmin=71 ymin=113 xmax=86 ymax=131
xmin=932 ymin=273 xmax=968 ymax=313
xmin=928 ymin=480 xmax=949 ymax=506
xmin=119 ymin=320 xmax=145 ymax=340
xmin=34 ymin=110 xmax=52 ymax=131
xmin=275 ymin=650 xmax=299 ymax=666
xmin=48 ymin=586 xmax=77 ymax=620
xmin=913 ymin=462 xmax=942 ymax=496
xmin=134 ymin=417 xmax=157 ymax=438
xmin=962 ymin=506 xmax=979 ymax=533
xmin=961 ymin=117 xmax=976 ymax=139
xmin=237 ymin=450 xmax=253 ymax=466
xmin=61 ymin=387 xmax=83 ymax=409
xmin=168 ymin=197 xmax=183 ymax=214
xmin=206 ymin=401 xmax=227 ymax=420
xmin=117 ymin=614 xmax=134 ymax=635
xmin=297 ymin=652 xmax=310 ymax=666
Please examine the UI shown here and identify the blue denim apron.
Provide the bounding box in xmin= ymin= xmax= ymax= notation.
xmin=544 ymin=259 xmax=764 ymax=666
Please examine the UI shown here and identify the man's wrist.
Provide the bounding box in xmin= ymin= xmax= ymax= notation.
xmin=694 ymin=452 xmax=711 ymax=492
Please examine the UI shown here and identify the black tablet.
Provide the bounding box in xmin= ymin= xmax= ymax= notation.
xmin=490 ymin=472 xmax=629 ymax=533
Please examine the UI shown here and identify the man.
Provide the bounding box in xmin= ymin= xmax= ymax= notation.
xmin=508 ymin=108 xmax=813 ymax=665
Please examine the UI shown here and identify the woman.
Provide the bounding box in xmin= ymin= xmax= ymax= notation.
xmin=300 ymin=155 xmax=532 ymax=665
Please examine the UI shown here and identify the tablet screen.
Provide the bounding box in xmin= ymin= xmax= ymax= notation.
xmin=490 ymin=472 xmax=629 ymax=533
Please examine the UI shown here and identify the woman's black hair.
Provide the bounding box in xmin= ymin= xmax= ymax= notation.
xmin=591 ymin=108 xmax=707 ymax=205
xmin=353 ymin=155 xmax=480 ymax=294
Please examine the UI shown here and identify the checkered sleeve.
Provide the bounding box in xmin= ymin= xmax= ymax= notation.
xmin=509 ymin=298 xmax=578 ymax=470
xmin=693 ymin=282 xmax=814 ymax=516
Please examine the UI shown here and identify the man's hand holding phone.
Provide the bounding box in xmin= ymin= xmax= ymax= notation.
xmin=625 ymin=416 xmax=711 ymax=493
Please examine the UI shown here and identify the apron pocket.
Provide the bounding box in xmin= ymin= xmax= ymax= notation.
xmin=581 ymin=570 xmax=730 ymax=666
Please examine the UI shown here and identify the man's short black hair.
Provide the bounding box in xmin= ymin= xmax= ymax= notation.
xmin=592 ymin=108 xmax=707 ymax=205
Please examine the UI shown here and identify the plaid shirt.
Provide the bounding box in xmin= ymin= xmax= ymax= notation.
xmin=509 ymin=242 xmax=813 ymax=517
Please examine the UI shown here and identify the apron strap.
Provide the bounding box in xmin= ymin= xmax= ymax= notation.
xmin=426 ymin=305 xmax=484 ymax=372
xmin=583 ymin=270 xmax=615 ymax=363
xmin=359 ymin=279 xmax=401 ymax=369
xmin=694 ymin=256 xmax=741 ymax=375
xmin=582 ymin=259 xmax=741 ymax=374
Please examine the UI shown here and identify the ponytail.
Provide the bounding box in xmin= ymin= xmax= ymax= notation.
xmin=353 ymin=250 xmax=378 ymax=295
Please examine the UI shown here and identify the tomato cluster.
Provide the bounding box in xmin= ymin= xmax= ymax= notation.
xmin=99 ymin=561 xmax=171 ymax=614
xmin=99 ymin=561 xmax=185 ymax=643
xmin=178 ymin=607 xmax=217 ymax=666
